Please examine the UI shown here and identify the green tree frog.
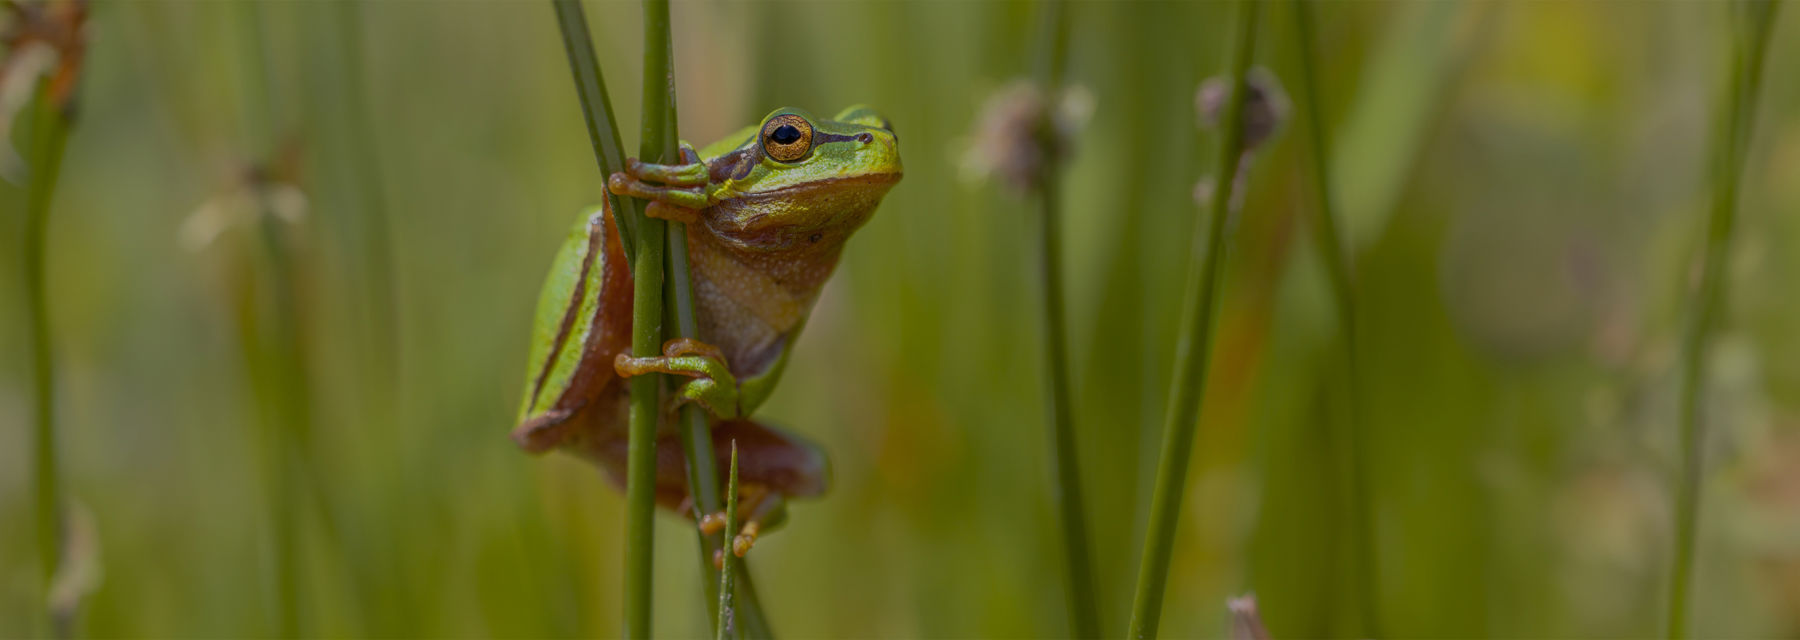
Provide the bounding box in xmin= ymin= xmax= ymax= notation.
xmin=512 ymin=106 xmax=901 ymax=557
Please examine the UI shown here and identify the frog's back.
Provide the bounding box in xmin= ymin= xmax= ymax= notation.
xmin=512 ymin=200 xmax=634 ymax=455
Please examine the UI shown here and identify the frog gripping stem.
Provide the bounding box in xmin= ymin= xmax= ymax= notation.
xmin=607 ymin=144 xmax=711 ymax=215
xmin=614 ymin=338 xmax=742 ymax=418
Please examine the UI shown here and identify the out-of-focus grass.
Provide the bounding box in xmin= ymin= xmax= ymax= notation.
xmin=1 ymin=1 xmax=1798 ymax=637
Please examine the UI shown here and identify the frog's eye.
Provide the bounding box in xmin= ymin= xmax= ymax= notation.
xmin=761 ymin=114 xmax=814 ymax=163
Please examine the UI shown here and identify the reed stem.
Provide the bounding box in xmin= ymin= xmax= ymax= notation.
xmin=622 ymin=0 xmax=676 ymax=635
xmin=1666 ymin=1 xmax=1780 ymax=637
xmin=1028 ymin=0 xmax=1099 ymax=636
xmin=1126 ymin=0 xmax=1261 ymax=636
xmin=716 ymin=443 xmax=741 ymax=640
xmin=229 ymin=4 xmax=314 ymax=634
xmin=1291 ymin=0 xmax=1380 ymax=635
xmin=331 ymin=0 xmax=401 ymax=397
xmin=549 ymin=0 xmax=641 ymax=262
xmin=670 ymin=186 xmax=773 ymax=640
xmin=22 ymin=77 xmax=71 ymax=638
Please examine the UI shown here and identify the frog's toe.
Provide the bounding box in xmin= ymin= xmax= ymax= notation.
xmin=606 ymin=172 xmax=710 ymax=209
xmin=620 ymin=153 xmax=709 ymax=187
xmin=731 ymin=522 xmax=761 ymax=558
xmin=698 ymin=511 xmax=729 ymax=535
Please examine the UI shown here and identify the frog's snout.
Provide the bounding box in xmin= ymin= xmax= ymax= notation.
xmin=860 ymin=129 xmax=903 ymax=177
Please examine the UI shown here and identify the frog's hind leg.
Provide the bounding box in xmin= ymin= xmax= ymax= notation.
xmin=591 ymin=417 xmax=827 ymax=523
xmin=697 ymin=419 xmax=829 ymax=561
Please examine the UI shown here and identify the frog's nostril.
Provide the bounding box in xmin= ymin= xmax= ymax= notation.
xmin=856 ymin=133 xmax=873 ymax=144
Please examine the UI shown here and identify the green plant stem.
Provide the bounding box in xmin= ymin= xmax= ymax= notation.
xmin=550 ymin=0 xmax=641 ymax=263
xmin=641 ymin=4 xmax=719 ymax=629
xmin=1126 ymin=0 xmax=1261 ymax=637
xmin=23 ymin=80 xmax=72 ymax=637
xmin=634 ymin=5 xmax=775 ymax=637
xmin=331 ymin=0 xmax=401 ymax=397
xmin=1035 ymin=184 xmax=1100 ymax=640
xmin=623 ymin=216 xmax=666 ymax=640
xmin=667 ymin=210 xmax=774 ymax=640
xmin=716 ymin=444 xmax=740 ymax=640
xmin=1027 ymin=0 xmax=1099 ymax=636
xmin=1666 ymin=1 xmax=1780 ymax=637
xmin=547 ymin=0 xmax=654 ymax=631
xmin=230 ymin=3 xmax=311 ymax=635
xmin=1291 ymin=1 xmax=1380 ymax=635
xmin=621 ymin=0 xmax=678 ymax=636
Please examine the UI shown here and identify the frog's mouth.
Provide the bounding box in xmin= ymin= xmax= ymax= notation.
xmin=734 ymin=171 xmax=902 ymax=201
xmin=708 ymin=172 xmax=903 ymax=252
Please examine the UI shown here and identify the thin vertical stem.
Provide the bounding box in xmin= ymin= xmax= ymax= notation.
xmin=1036 ymin=184 xmax=1099 ymax=639
xmin=1029 ymin=0 xmax=1099 ymax=636
xmin=331 ymin=0 xmax=401 ymax=395
xmin=622 ymin=208 xmax=665 ymax=640
xmin=1126 ymin=0 xmax=1261 ymax=636
xmin=23 ymin=78 xmax=71 ymax=638
xmin=230 ymin=4 xmax=312 ymax=635
xmin=716 ymin=443 xmax=740 ymax=640
xmin=621 ymin=0 xmax=677 ymax=635
xmin=1666 ymin=1 xmax=1780 ymax=637
xmin=668 ymin=174 xmax=775 ymax=640
xmin=549 ymin=0 xmax=640 ymax=263
xmin=1291 ymin=0 xmax=1380 ymax=635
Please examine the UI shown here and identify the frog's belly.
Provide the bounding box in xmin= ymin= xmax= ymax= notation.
xmin=693 ymin=275 xmax=787 ymax=379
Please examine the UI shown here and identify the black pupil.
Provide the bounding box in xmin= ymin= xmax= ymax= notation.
xmin=770 ymin=124 xmax=802 ymax=145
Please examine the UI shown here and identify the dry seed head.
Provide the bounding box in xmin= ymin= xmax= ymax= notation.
xmin=961 ymin=79 xmax=1093 ymax=192
xmin=1227 ymin=594 xmax=1271 ymax=640
xmin=1196 ymin=68 xmax=1289 ymax=153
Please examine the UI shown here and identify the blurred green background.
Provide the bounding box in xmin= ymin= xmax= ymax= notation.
xmin=4 ymin=0 xmax=1800 ymax=637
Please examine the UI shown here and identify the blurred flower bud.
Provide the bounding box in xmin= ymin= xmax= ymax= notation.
xmin=961 ymin=79 xmax=1093 ymax=192
xmin=1227 ymin=594 xmax=1271 ymax=640
xmin=1197 ymin=68 xmax=1288 ymax=154
xmin=47 ymin=499 xmax=102 ymax=632
xmin=1 ymin=0 xmax=88 ymax=182
xmin=181 ymin=144 xmax=311 ymax=251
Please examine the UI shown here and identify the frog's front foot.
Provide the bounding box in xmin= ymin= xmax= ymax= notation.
xmin=614 ymin=338 xmax=741 ymax=418
xmin=607 ymin=144 xmax=710 ymax=223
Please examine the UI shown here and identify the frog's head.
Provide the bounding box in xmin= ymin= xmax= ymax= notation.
xmin=703 ymin=106 xmax=903 ymax=254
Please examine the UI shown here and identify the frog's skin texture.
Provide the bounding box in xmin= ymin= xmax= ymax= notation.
xmin=512 ymin=106 xmax=901 ymax=549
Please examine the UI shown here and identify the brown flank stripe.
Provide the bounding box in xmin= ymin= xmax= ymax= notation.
xmin=525 ymin=212 xmax=605 ymax=413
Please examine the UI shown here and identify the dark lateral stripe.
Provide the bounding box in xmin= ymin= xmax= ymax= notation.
xmin=814 ymin=131 xmax=870 ymax=145
xmin=526 ymin=216 xmax=604 ymax=413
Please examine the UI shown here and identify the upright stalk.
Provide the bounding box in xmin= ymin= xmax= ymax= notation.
xmin=331 ymin=0 xmax=401 ymax=396
xmin=716 ymin=444 xmax=741 ymax=640
xmin=669 ymin=151 xmax=774 ymax=640
xmin=620 ymin=0 xmax=679 ymax=635
xmin=1028 ymin=0 xmax=1099 ymax=636
xmin=1126 ymin=0 xmax=1261 ymax=636
xmin=1291 ymin=0 xmax=1380 ymax=635
xmin=1666 ymin=1 xmax=1780 ymax=637
xmin=22 ymin=78 xmax=72 ymax=637
xmin=230 ymin=4 xmax=314 ymax=635
xmin=549 ymin=0 xmax=640 ymax=262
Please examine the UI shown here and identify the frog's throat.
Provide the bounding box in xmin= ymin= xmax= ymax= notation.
xmin=687 ymin=227 xmax=841 ymax=338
